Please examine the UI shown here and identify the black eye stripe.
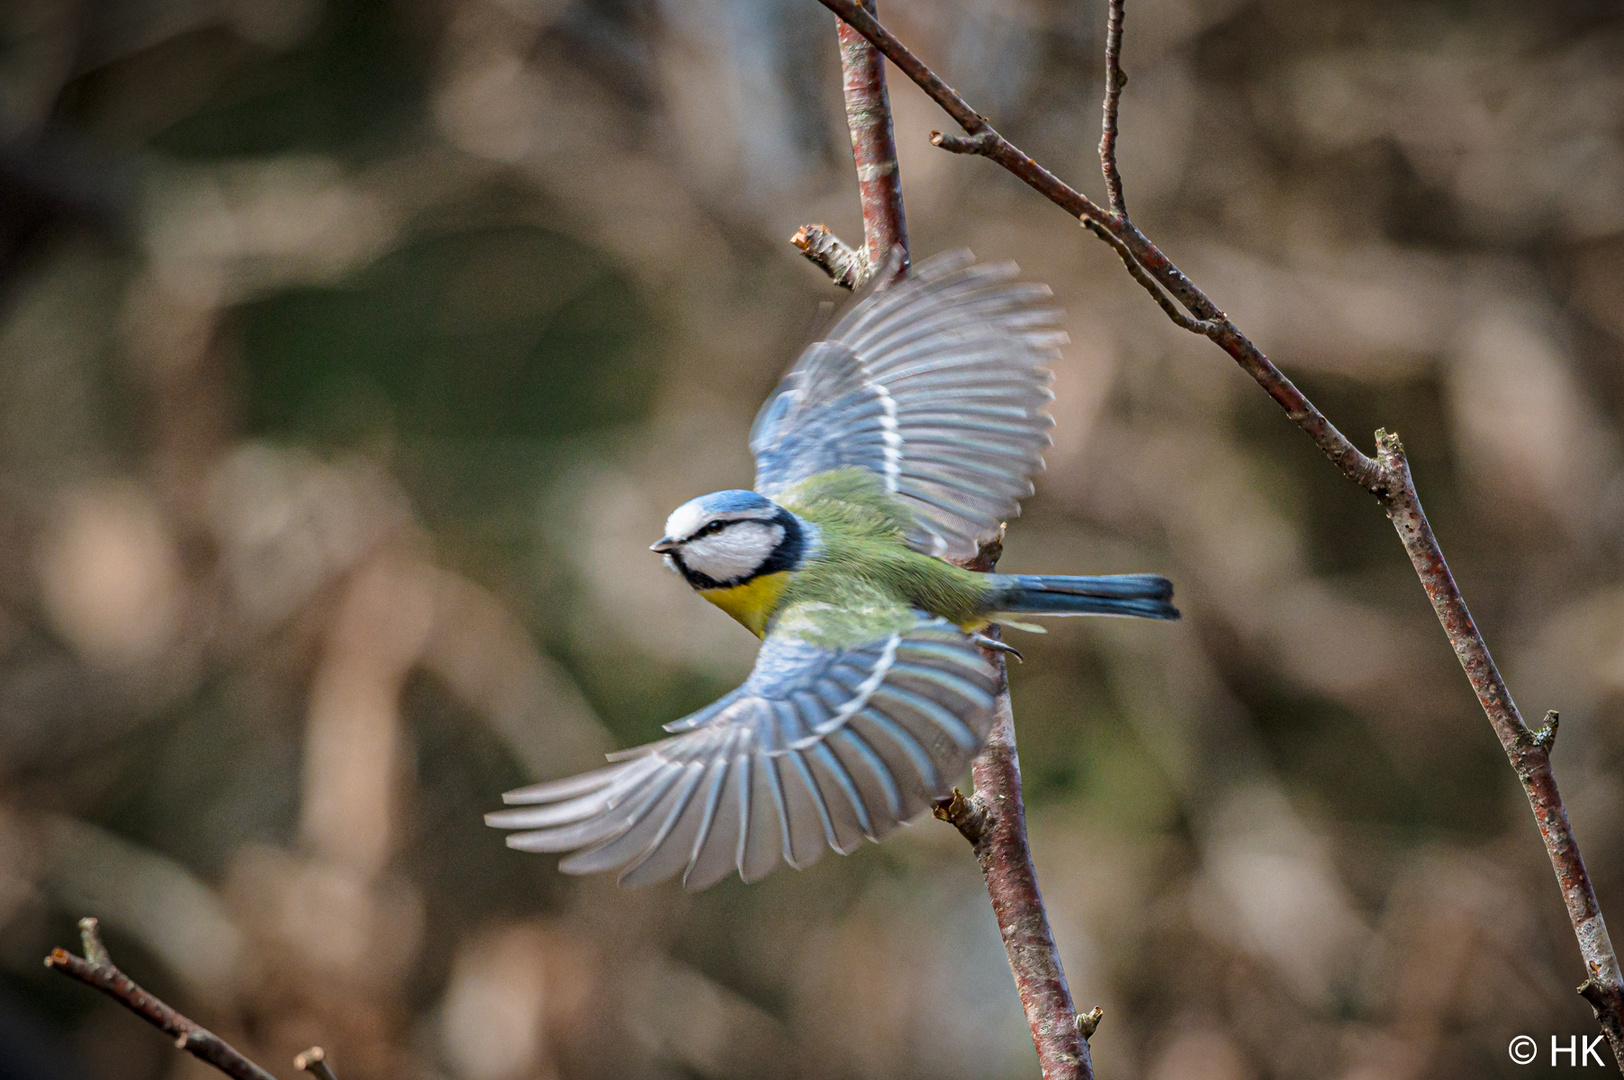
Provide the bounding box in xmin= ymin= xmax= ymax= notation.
xmin=687 ymin=516 xmax=774 ymax=541
xmin=687 ymin=521 xmax=727 ymax=540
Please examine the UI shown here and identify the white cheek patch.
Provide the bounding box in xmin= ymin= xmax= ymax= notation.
xmin=682 ymin=522 xmax=783 ymax=583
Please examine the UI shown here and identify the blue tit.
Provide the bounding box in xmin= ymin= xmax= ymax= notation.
xmin=486 ymin=251 xmax=1179 ymax=889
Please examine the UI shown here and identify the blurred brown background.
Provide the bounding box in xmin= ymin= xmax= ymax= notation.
xmin=0 ymin=0 xmax=1621 ymax=1078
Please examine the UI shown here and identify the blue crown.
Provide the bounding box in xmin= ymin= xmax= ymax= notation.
xmin=693 ymin=490 xmax=776 ymax=515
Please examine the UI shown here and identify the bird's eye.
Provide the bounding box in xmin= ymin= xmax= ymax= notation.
xmin=697 ymin=520 xmax=727 ymax=537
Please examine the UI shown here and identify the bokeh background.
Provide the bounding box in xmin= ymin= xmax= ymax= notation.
xmin=1 ymin=0 xmax=1622 ymax=1077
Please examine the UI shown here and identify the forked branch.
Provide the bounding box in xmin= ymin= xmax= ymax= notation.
xmin=1098 ymin=0 xmax=1127 ymax=214
xmin=814 ymin=0 xmax=1624 ymax=1070
xmin=815 ymin=0 xmax=1382 ymax=491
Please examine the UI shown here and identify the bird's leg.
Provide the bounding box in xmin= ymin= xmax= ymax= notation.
xmin=970 ymin=632 xmax=1023 ymax=662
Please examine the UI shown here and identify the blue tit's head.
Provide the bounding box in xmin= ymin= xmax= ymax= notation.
xmin=651 ymin=490 xmax=811 ymax=590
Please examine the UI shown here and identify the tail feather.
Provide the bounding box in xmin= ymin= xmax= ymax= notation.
xmin=988 ymin=573 xmax=1179 ymax=620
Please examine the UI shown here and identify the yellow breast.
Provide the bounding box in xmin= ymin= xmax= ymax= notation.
xmin=700 ymin=570 xmax=793 ymax=638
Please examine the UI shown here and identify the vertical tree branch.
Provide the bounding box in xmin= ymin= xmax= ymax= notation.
xmin=797 ymin=10 xmax=1095 ymax=1078
xmin=812 ymin=0 xmax=1624 ymax=1069
xmin=795 ymin=0 xmax=907 ymax=288
xmin=837 ymin=0 xmax=908 ymax=281
xmin=1098 ymin=0 xmax=1126 ymax=215
xmin=938 ymin=690 xmax=1096 ymax=1080
xmin=973 ymin=701 xmax=1091 ymax=1080
xmin=939 ymin=538 xmax=1098 ymax=1080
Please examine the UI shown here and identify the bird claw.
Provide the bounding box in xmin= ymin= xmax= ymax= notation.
xmin=970 ymin=633 xmax=1023 ymax=662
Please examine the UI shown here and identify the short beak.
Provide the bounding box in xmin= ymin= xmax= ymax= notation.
xmin=650 ymin=537 xmax=678 ymax=554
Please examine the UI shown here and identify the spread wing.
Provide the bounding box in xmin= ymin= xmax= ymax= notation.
xmin=487 ymin=605 xmax=999 ymax=890
xmin=751 ymin=251 xmax=1062 ymax=559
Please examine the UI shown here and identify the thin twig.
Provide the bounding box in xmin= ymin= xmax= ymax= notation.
xmin=44 ymin=918 xmax=284 ymax=1080
xmin=1374 ymin=433 xmax=1624 ymax=1068
xmin=835 ymin=0 xmax=907 ymax=284
xmin=815 ymin=0 xmax=1624 ymax=1069
xmin=930 ymin=130 xmax=999 ymax=156
xmin=791 ymin=224 xmax=866 ymax=289
xmin=295 ymin=1047 xmax=340 ymax=1080
xmin=1099 ymin=0 xmax=1127 ymax=214
xmin=1532 ymin=710 xmax=1560 ymax=752
xmin=933 ymin=787 xmax=989 ymax=843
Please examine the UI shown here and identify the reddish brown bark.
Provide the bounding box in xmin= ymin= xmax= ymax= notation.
xmin=1098 ymin=0 xmax=1126 ymax=215
xmin=1375 ymin=434 xmax=1624 ymax=1068
xmin=835 ymin=0 xmax=907 ymax=282
xmin=950 ymin=691 xmax=1096 ymax=1080
xmin=46 ymin=918 xmax=284 ymax=1080
xmin=935 ymin=535 xmax=1098 ymax=1080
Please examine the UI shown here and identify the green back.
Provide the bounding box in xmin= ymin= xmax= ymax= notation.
xmin=773 ymin=469 xmax=992 ymax=645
